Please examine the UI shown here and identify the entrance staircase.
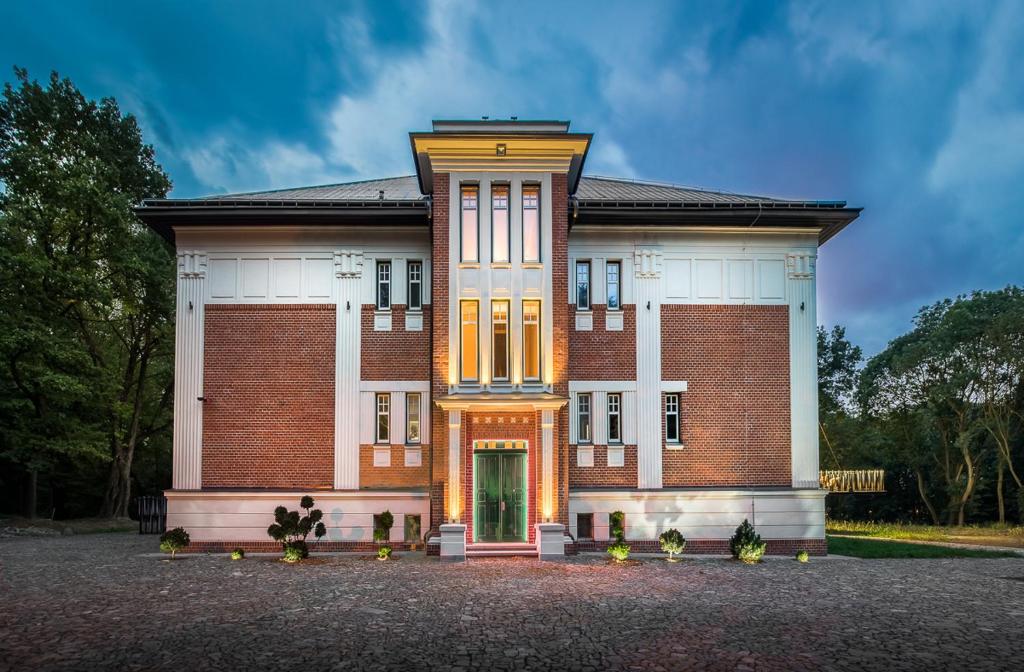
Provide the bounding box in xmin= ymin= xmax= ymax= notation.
xmin=465 ymin=542 xmax=537 ymax=558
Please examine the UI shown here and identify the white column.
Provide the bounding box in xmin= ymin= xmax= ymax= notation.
xmin=634 ymin=247 xmax=663 ymax=489
xmin=448 ymin=410 xmax=462 ymax=521
xmin=172 ymin=251 xmax=207 ymax=490
xmin=787 ymin=252 xmax=820 ymax=488
xmin=541 ymin=408 xmax=555 ymax=521
xmin=334 ymin=251 xmax=364 ymax=489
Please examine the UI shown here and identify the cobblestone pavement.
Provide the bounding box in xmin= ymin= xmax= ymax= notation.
xmin=1 ymin=534 xmax=1022 ymax=671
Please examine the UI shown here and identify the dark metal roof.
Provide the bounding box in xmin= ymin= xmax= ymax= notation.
xmin=576 ymin=176 xmax=847 ymax=209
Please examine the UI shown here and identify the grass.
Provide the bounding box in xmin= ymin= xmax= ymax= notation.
xmin=826 ymin=520 xmax=1024 ymax=549
xmin=0 ymin=516 xmax=136 ymax=534
xmin=827 ymin=535 xmax=1020 ymax=559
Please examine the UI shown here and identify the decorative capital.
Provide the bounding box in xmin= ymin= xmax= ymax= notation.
xmin=334 ymin=250 xmax=364 ymax=278
xmin=786 ymin=252 xmax=816 ymax=280
xmin=633 ymin=247 xmax=662 ymax=279
xmin=177 ymin=251 xmax=207 ymax=279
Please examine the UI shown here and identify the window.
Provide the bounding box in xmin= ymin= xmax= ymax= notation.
xmin=406 ymin=393 xmax=421 ymax=444
xmin=607 ymin=393 xmax=621 ymax=444
xmin=460 ymin=301 xmax=479 ymax=382
xmin=666 ymin=394 xmax=680 ymax=443
xmin=404 ymin=514 xmax=422 ymax=542
xmin=492 ymin=301 xmax=509 ymax=382
xmin=491 ymin=184 xmax=509 ymax=263
xmin=523 ymin=300 xmax=541 ymax=382
xmin=576 ymin=261 xmax=591 ymax=310
xmin=577 ymin=513 xmax=594 ymax=540
xmin=577 ymin=393 xmax=592 ymax=444
xmin=375 ymin=393 xmax=390 ymax=444
xmin=606 ymin=261 xmax=621 ymax=310
xmin=461 ymin=185 xmax=479 ymax=262
xmin=522 ymin=185 xmax=540 ymax=263
xmin=407 ymin=261 xmax=422 ymax=310
xmin=376 ymin=261 xmax=391 ymax=310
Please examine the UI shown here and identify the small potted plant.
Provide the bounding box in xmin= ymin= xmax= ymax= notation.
xmin=377 ymin=545 xmax=393 ymax=561
xmin=159 ymin=527 xmax=190 ymax=559
xmin=659 ymin=528 xmax=686 ymax=562
xmin=729 ymin=519 xmax=767 ymax=564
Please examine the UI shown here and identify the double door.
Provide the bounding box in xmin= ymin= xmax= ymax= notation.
xmin=474 ymin=451 xmax=526 ymax=542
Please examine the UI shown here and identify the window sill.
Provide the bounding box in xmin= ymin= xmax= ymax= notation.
xmin=458 ymin=262 xmax=481 ymax=269
xmin=521 ymin=262 xmax=544 ymax=269
xmin=490 ymin=262 xmax=512 ymax=269
xmin=665 ymin=443 xmax=686 ymax=450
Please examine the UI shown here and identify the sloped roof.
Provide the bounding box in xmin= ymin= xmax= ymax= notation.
xmin=196 ymin=176 xmax=425 ymax=202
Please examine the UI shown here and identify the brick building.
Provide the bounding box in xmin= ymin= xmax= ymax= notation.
xmin=139 ymin=119 xmax=860 ymax=557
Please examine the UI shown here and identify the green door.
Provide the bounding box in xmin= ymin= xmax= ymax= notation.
xmin=474 ymin=451 xmax=526 ymax=542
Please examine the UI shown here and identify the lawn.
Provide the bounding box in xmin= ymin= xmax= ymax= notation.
xmin=827 ymin=535 xmax=1020 ymax=559
xmin=826 ymin=519 xmax=1024 ymax=549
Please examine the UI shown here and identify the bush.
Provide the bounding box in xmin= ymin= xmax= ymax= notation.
xmin=373 ymin=528 xmax=387 ymax=543
xmin=159 ymin=527 xmax=190 ymax=558
xmin=729 ymin=519 xmax=766 ymax=563
xmin=378 ymin=510 xmax=394 ymax=532
xmin=230 ymin=548 xmax=245 ymax=561
xmin=795 ymin=549 xmax=809 ymax=563
xmin=282 ymin=544 xmax=304 ymax=563
xmin=607 ymin=539 xmax=631 ymax=562
xmin=267 ymin=496 xmax=326 ymax=561
xmin=377 ymin=545 xmax=393 ymax=560
xmin=659 ymin=529 xmax=686 ymax=561
xmin=609 ymin=511 xmax=625 ymax=541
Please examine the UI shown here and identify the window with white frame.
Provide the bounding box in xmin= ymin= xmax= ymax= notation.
xmin=492 ymin=300 xmax=509 ymax=382
xmin=375 ymin=393 xmax=390 ymax=444
xmin=607 ymin=393 xmax=622 ymax=444
xmin=376 ymin=261 xmax=391 ymax=310
xmin=491 ymin=184 xmax=510 ymax=263
xmin=523 ymin=300 xmax=541 ymax=382
xmin=606 ymin=261 xmax=621 ymax=310
xmin=461 ymin=185 xmax=479 ymax=262
xmin=576 ymin=261 xmax=591 ymax=310
xmin=460 ymin=300 xmax=479 ymax=382
xmin=407 ymin=261 xmax=422 ymax=310
xmin=577 ymin=393 xmax=592 ymax=444
xmin=406 ymin=393 xmax=420 ymax=444
xmin=665 ymin=394 xmax=680 ymax=443
xmin=522 ymin=185 xmax=540 ymax=263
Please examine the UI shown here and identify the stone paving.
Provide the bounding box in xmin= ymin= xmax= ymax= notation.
xmin=1 ymin=534 xmax=1022 ymax=671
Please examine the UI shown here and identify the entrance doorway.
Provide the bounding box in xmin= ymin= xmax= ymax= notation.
xmin=473 ymin=446 xmax=527 ymax=543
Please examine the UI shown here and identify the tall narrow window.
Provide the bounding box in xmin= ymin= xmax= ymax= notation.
xmin=461 ymin=185 xmax=479 ymax=262
xmin=522 ymin=185 xmax=540 ymax=263
xmin=607 ymin=393 xmax=621 ymax=444
xmin=406 ymin=393 xmax=421 ymax=444
xmin=491 ymin=184 xmax=509 ymax=263
xmin=577 ymin=393 xmax=592 ymax=444
xmin=606 ymin=261 xmax=621 ymax=310
xmin=376 ymin=393 xmax=390 ymax=444
xmin=492 ymin=301 xmax=509 ymax=382
xmin=460 ymin=301 xmax=479 ymax=382
xmin=376 ymin=261 xmax=391 ymax=310
xmin=523 ymin=300 xmax=541 ymax=382
xmin=407 ymin=261 xmax=422 ymax=310
xmin=576 ymin=261 xmax=591 ymax=310
xmin=665 ymin=394 xmax=680 ymax=443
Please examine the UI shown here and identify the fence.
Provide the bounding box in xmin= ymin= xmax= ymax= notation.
xmin=137 ymin=496 xmax=167 ymax=534
xmin=819 ymin=470 xmax=886 ymax=493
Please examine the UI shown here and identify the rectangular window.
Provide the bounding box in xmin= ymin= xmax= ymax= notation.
xmin=606 ymin=261 xmax=621 ymax=310
xmin=578 ymin=393 xmax=592 ymax=444
xmin=607 ymin=393 xmax=621 ymax=444
xmin=376 ymin=261 xmax=391 ymax=310
xmin=460 ymin=300 xmax=479 ymax=382
xmin=577 ymin=513 xmax=594 ymax=540
xmin=666 ymin=394 xmax=680 ymax=443
xmin=406 ymin=393 xmax=421 ymax=444
xmin=492 ymin=301 xmax=509 ymax=382
xmin=404 ymin=514 xmax=422 ymax=542
xmin=522 ymin=185 xmax=540 ymax=263
xmin=461 ymin=185 xmax=479 ymax=262
xmin=523 ymin=300 xmax=541 ymax=382
xmin=407 ymin=261 xmax=422 ymax=310
xmin=491 ymin=184 xmax=509 ymax=263
xmin=576 ymin=261 xmax=591 ymax=310
xmin=375 ymin=393 xmax=390 ymax=444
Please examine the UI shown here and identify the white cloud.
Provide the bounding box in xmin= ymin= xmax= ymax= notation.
xmin=184 ymin=135 xmax=346 ymax=194
xmin=586 ymin=138 xmax=635 ymax=178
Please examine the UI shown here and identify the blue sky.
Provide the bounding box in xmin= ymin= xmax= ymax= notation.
xmin=3 ymin=0 xmax=1023 ymax=355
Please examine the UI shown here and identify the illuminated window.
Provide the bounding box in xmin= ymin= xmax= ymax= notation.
xmin=460 ymin=301 xmax=479 ymax=382
xmin=522 ymin=185 xmax=540 ymax=263
xmin=406 ymin=393 xmax=420 ymax=444
xmin=461 ymin=185 xmax=479 ymax=262
xmin=607 ymin=393 xmax=621 ymax=444
xmin=491 ymin=184 xmax=509 ymax=263
xmin=375 ymin=393 xmax=390 ymax=444
xmin=606 ymin=261 xmax=621 ymax=310
xmin=666 ymin=394 xmax=680 ymax=443
xmin=376 ymin=261 xmax=391 ymax=310
xmin=492 ymin=301 xmax=509 ymax=382
xmin=577 ymin=393 xmax=592 ymax=444
xmin=407 ymin=261 xmax=422 ymax=310
xmin=576 ymin=261 xmax=591 ymax=310
xmin=523 ymin=300 xmax=541 ymax=382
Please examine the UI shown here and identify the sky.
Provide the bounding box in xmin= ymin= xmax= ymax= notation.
xmin=3 ymin=0 xmax=1023 ymax=355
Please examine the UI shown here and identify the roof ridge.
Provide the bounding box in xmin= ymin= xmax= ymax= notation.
xmin=202 ymin=175 xmax=418 ymax=200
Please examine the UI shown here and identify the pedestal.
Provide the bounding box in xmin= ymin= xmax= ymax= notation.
xmin=535 ymin=522 xmax=565 ymax=560
xmin=439 ymin=523 xmax=467 ymax=561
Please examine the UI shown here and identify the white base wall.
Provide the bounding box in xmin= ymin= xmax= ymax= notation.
xmin=165 ymin=490 xmax=429 ymax=543
xmin=568 ymin=488 xmax=826 ymax=541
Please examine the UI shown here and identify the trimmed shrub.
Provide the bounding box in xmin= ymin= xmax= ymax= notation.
xmin=230 ymin=548 xmax=245 ymax=561
xmin=609 ymin=511 xmax=625 ymax=541
xmin=729 ymin=519 xmax=767 ymax=563
xmin=267 ymin=496 xmax=326 ymax=561
xmin=282 ymin=545 xmax=304 ymax=563
xmin=607 ymin=539 xmax=631 ymax=562
xmin=159 ymin=527 xmax=189 ymax=558
xmin=659 ymin=529 xmax=686 ymax=561
xmin=377 ymin=545 xmax=393 ymax=560
xmin=373 ymin=528 xmax=387 ymax=543
xmin=795 ymin=549 xmax=810 ymax=563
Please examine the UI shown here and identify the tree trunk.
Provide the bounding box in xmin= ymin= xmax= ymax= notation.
xmin=26 ymin=469 xmax=38 ymax=519
xmin=997 ymin=459 xmax=1006 ymax=525
xmin=915 ymin=469 xmax=940 ymax=525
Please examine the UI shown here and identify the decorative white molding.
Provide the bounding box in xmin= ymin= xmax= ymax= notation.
xmin=633 ymin=247 xmax=663 ymax=278
xmin=334 ymin=250 xmax=363 ymax=490
xmin=334 ymin=250 xmax=364 ymax=278
xmin=177 ymin=251 xmax=208 ymax=279
xmin=786 ymin=252 xmax=816 ymax=279
xmin=448 ymin=410 xmax=462 ymax=521
xmin=574 ymin=312 xmax=593 ymax=331
xmin=172 ymin=249 xmax=207 ymax=490
xmin=605 ymin=310 xmax=624 ymax=331
xmin=541 ymin=409 xmax=555 ymax=520
xmin=634 ymin=272 xmax=663 ymax=489
xmin=788 ymin=254 xmax=820 ymax=488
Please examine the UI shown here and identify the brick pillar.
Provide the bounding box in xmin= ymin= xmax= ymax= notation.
xmin=430 ymin=173 xmax=450 ymax=533
xmin=551 ymin=173 xmax=570 ymax=526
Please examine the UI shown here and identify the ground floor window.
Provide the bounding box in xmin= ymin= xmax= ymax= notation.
xmin=577 ymin=513 xmax=594 ymax=540
xmin=405 ymin=514 xmax=422 ymax=542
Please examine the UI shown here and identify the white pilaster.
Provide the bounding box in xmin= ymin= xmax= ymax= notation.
xmin=448 ymin=410 xmax=462 ymax=520
xmin=172 ymin=251 xmax=207 ymax=490
xmin=541 ymin=409 xmax=555 ymax=521
xmin=634 ymin=247 xmax=663 ymax=489
xmin=334 ymin=250 xmax=364 ymax=489
xmin=787 ymin=252 xmax=819 ymax=488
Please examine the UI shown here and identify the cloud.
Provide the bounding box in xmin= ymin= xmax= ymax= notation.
xmin=586 ymin=138 xmax=635 ymax=178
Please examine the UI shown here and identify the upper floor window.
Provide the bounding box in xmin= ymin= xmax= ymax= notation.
xmin=406 ymin=393 xmax=421 ymax=444
xmin=376 ymin=261 xmax=391 ymax=310
xmin=607 ymin=393 xmax=622 ymax=444
xmin=407 ymin=261 xmax=422 ymax=310
xmin=460 ymin=300 xmax=479 ymax=382
xmin=523 ymin=300 xmax=541 ymax=382
xmin=665 ymin=394 xmax=680 ymax=443
xmin=461 ymin=185 xmax=479 ymax=262
xmin=577 ymin=393 xmax=592 ymax=444
xmin=606 ymin=261 xmax=621 ymax=310
xmin=491 ymin=185 xmax=510 ymax=263
xmin=522 ymin=185 xmax=540 ymax=263
xmin=376 ymin=393 xmax=390 ymax=444
xmin=492 ymin=300 xmax=510 ymax=382
xmin=576 ymin=261 xmax=591 ymax=310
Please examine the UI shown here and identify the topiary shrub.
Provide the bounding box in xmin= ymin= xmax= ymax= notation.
xmin=159 ymin=527 xmax=190 ymax=559
xmin=373 ymin=528 xmax=387 ymax=543
xmin=659 ymin=528 xmax=686 ymax=561
xmin=377 ymin=545 xmax=393 ymax=560
xmin=795 ymin=549 xmax=809 ymax=563
xmin=729 ymin=519 xmax=766 ymax=563
xmin=607 ymin=539 xmax=631 ymax=562
xmin=609 ymin=511 xmax=625 ymax=541
xmin=267 ymin=495 xmax=326 ymax=562
xmin=230 ymin=548 xmax=245 ymax=561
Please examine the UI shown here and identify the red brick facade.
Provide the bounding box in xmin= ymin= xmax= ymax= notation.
xmin=361 ymin=304 xmax=431 ymax=380
xmin=568 ymin=445 xmax=638 ymax=488
xmin=202 ymin=304 xmax=335 ymax=489
xmin=568 ymin=305 xmax=637 ymax=380
xmin=358 ymin=444 xmax=430 ymax=489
